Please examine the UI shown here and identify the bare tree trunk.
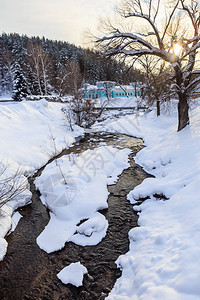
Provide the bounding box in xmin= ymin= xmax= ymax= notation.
xmin=156 ymin=100 xmax=160 ymax=116
xmin=27 ymin=42 xmax=43 ymax=95
xmin=135 ymin=82 xmax=137 ymax=98
xmin=119 ymin=84 xmax=129 ymax=98
xmin=41 ymin=56 xmax=47 ymax=95
xmin=178 ymin=92 xmax=189 ymax=131
xmin=174 ymin=63 xmax=189 ymax=131
xmin=36 ymin=65 xmax=43 ymax=96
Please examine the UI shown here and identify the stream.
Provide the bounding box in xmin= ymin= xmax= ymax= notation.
xmin=0 ymin=132 xmax=150 ymax=300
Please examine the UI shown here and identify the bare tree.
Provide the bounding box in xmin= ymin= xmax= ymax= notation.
xmin=27 ymin=41 xmax=53 ymax=95
xmin=0 ymin=48 xmax=14 ymax=95
xmin=65 ymin=91 xmax=99 ymax=128
xmin=0 ymin=165 xmax=28 ymax=210
xmin=102 ymin=82 xmax=113 ymax=101
xmin=139 ymin=56 xmax=173 ymax=116
xmin=66 ymin=59 xmax=83 ymax=95
xmin=56 ymin=65 xmax=72 ymax=97
xmin=97 ymin=0 xmax=200 ymax=131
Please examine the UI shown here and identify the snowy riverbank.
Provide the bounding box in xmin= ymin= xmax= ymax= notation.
xmin=0 ymin=100 xmax=83 ymax=260
xmin=94 ymin=102 xmax=200 ymax=299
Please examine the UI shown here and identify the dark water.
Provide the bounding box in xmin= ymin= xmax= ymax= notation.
xmin=0 ymin=133 xmax=150 ymax=300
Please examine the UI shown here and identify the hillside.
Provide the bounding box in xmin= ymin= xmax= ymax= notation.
xmin=0 ymin=33 xmax=141 ymax=99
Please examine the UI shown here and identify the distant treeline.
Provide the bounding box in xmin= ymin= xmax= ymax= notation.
xmin=0 ymin=33 xmax=142 ymax=99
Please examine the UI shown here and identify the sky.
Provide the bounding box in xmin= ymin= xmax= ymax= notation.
xmin=0 ymin=0 xmax=117 ymax=46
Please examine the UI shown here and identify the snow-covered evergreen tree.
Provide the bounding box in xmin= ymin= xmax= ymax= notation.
xmin=12 ymin=62 xmax=28 ymax=101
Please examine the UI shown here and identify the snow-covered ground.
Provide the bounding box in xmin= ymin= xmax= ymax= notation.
xmin=0 ymin=99 xmax=83 ymax=260
xmin=92 ymin=101 xmax=200 ymax=300
xmin=0 ymin=94 xmax=13 ymax=101
xmin=1 ymin=95 xmax=200 ymax=299
xmin=96 ymin=96 xmax=145 ymax=108
xmin=95 ymin=96 xmax=147 ymax=121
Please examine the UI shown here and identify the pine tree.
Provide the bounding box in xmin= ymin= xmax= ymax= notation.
xmin=12 ymin=62 xmax=28 ymax=101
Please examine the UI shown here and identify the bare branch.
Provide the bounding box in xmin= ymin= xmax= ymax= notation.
xmin=149 ymin=0 xmax=152 ymax=18
xmin=0 ymin=165 xmax=28 ymax=210
xmin=185 ymin=75 xmax=200 ymax=91
xmin=123 ymin=12 xmax=163 ymax=49
xmin=161 ymin=0 xmax=180 ymax=42
xmin=180 ymin=0 xmax=196 ymax=29
xmin=154 ymin=0 xmax=161 ymax=22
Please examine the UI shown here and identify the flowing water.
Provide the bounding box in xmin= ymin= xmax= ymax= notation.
xmin=0 ymin=133 xmax=150 ymax=300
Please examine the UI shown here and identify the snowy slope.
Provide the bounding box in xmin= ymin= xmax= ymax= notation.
xmin=96 ymin=104 xmax=200 ymax=299
xmin=0 ymin=100 xmax=83 ymax=171
xmin=0 ymin=99 xmax=83 ymax=260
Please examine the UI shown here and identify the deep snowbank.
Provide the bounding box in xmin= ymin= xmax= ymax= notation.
xmin=0 ymin=100 xmax=83 ymax=171
xmin=0 ymin=100 xmax=83 ymax=260
xmin=96 ymin=104 xmax=200 ymax=299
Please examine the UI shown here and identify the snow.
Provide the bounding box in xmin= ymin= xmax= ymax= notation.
xmin=0 ymin=95 xmax=13 ymax=101
xmin=1 ymin=93 xmax=200 ymax=299
xmin=0 ymin=99 xmax=83 ymax=260
xmin=96 ymin=96 xmax=145 ymax=108
xmin=57 ymin=262 xmax=87 ymax=287
xmin=69 ymin=212 xmax=108 ymax=246
xmin=0 ymin=99 xmax=83 ymax=172
xmin=9 ymin=211 xmax=22 ymax=233
xmin=35 ymin=145 xmax=131 ymax=253
xmin=93 ymin=104 xmax=200 ymax=299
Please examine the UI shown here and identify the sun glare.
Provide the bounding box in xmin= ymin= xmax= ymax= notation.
xmin=173 ymin=43 xmax=183 ymax=56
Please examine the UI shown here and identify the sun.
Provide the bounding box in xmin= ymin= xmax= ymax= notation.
xmin=173 ymin=43 xmax=183 ymax=56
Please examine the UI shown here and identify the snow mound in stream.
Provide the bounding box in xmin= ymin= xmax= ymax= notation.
xmin=57 ymin=262 xmax=88 ymax=286
xmin=35 ymin=145 xmax=131 ymax=253
xmin=69 ymin=212 xmax=108 ymax=246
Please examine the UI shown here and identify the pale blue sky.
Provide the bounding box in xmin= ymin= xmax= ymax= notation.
xmin=0 ymin=0 xmax=116 ymax=46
